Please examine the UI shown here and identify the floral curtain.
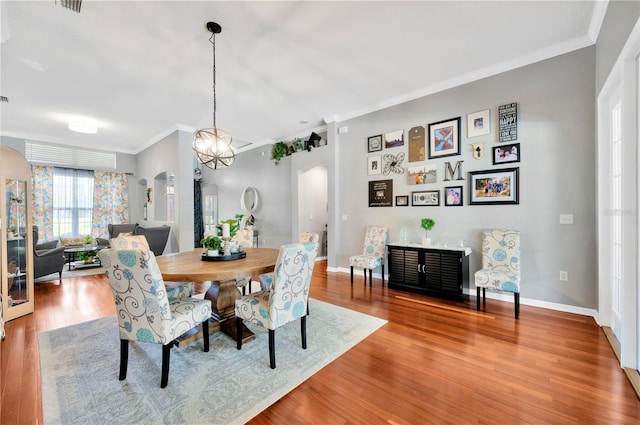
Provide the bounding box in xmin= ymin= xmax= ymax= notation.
xmin=92 ymin=171 xmax=129 ymax=239
xmin=31 ymin=165 xmax=55 ymax=241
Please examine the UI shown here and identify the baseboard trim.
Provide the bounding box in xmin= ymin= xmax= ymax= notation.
xmin=603 ymin=326 xmax=640 ymax=400
xmin=329 ymin=267 xmax=597 ymax=319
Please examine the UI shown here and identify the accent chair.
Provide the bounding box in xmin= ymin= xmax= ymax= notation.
xmin=349 ymin=225 xmax=389 ymax=287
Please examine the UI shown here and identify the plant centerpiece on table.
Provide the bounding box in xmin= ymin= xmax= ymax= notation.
xmin=78 ymin=250 xmax=98 ymax=264
xmin=420 ymin=218 xmax=435 ymax=245
xmin=216 ymin=214 xmax=243 ymax=238
xmin=201 ymin=235 xmax=223 ymax=255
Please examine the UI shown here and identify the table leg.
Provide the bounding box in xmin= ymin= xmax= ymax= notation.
xmin=204 ymin=279 xmax=255 ymax=344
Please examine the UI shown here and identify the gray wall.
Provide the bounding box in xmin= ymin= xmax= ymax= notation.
xmin=331 ymin=46 xmax=596 ymax=308
xmin=595 ymin=0 xmax=640 ymax=94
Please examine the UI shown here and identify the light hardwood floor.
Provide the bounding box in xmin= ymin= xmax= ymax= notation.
xmin=2 ymin=262 xmax=639 ymax=424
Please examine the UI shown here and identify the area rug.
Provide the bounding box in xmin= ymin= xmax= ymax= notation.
xmin=39 ymin=299 xmax=387 ymax=425
xmin=35 ymin=266 xmax=105 ymax=283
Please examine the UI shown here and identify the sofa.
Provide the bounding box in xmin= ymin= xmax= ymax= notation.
xmin=108 ymin=223 xmax=171 ymax=256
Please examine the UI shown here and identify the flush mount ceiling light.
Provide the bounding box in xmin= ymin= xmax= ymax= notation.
xmin=68 ymin=120 xmax=97 ymax=134
xmin=192 ymin=21 xmax=236 ymax=170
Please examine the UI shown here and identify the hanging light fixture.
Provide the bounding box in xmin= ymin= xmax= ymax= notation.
xmin=192 ymin=22 xmax=236 ymax=169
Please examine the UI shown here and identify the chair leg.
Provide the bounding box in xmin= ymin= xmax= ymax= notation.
xmin=381 ymin=265 xmax=385 ymax=286
xmin=236 ymin=317 xmax=243 ymax=350
xmin=161 ymin=343 xmax=171 ymax=388
xmin=301 ymin=316 xmax=307 ymax=349
xmin=202 ymin=319 xmax=210 ymax=352
xmin=476 ymin=287 xmax=481 ymax=311
xmin=482 ymin=288 xmax=486 ymax=306
xmin=514 ymin=292 xmax=520 ymax=319
xmin=119 ymin=339 xmax=128 ymax=381
xmin=363 ymin=268 xmax=367 ymax=285
xmin=350 ymin=266 xmax=354 ymax=284
xmin=269 ymin=329 xmax=276 ymax=369
xmin=368 ymin=269 xmax=372 ymax=287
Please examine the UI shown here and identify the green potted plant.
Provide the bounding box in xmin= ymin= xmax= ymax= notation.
xmin=78 ymin=249 xmax=97 ymax=264
xmin=201 ymin=235 xmax=222 ymax=256
xmin=272 ymin=141 xmax=289 ymax=165
xmin=83 ymin=234 xmax=94 ymax=250
xmin=420 ymin=218 xmax=435 ymax=245
xmin=291 ymin=138 xmax=303 ymax=152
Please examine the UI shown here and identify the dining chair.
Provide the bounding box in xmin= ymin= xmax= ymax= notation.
xmin=99 ymin=248 xmax=212 ymax=388
xmin=349 ymin=225 xmax=389 ymax=287
xmin=299 ymin=232 xmax=319 ymax=243
xmin=474 ymin=229 xmax=521 ymax=319
xmin=235 ymin=242 xmax=318 ymax=369
xmin=108 ymin=235 xmax=195 ymax=303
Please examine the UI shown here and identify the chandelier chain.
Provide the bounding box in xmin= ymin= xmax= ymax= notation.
xmin=210 ymin=32 xmax=217 ymax=129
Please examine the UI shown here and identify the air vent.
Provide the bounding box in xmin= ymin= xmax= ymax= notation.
xmin=0 ymin=96 xmax=8 ymax=103
xmin=56 ymin=0 xmax=82 ymax=13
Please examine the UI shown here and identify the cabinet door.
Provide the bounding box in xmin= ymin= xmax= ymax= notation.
xmin=440 ymin=252 xmax=462 ymax=293
xmin=388 ymin=247 xmax=405 ymax=283
xmin=404 ymin=249 xmax=421 ymax=288
xmin=423 ymin=251 xmax=441 ymax=289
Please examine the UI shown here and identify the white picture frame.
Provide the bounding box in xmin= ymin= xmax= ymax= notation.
xmin=467 ymin=109 xmax=491 ymax=138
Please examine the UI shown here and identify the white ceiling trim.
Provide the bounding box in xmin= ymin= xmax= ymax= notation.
xmin=589 ymin=0 xmax=609 ymax=42
xmin=337 ymin=34 xmax=596 ymax=126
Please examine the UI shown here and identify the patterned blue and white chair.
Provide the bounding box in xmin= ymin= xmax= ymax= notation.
xmin=109 ymin=235 xmax=194 ymax=303
xmin=235 ymin=242 xmax=318 ymax=369
xmin=99 ymin=248 xmax=212 ymax=388
xmin=349 ymin=225 xmax=389 ymax=287
xmin=259 ymin=233 xmax=319 ymax=293
xmin=474 ymin=229 xmax=521 ymax=319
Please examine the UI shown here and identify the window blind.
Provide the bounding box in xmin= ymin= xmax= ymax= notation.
xmin=25 ymin=142 xmax=116 ymax=170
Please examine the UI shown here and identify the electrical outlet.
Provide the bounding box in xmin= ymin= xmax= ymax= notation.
xmin=559 ymin=214 xmax=574 ymax=224
xmin=559 ymin=271 xmax=568 ymax=281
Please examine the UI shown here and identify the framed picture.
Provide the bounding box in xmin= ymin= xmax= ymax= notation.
xmin=384 ymin=130 xmax=404 ymax=148
xmin=369 ymin=179 xmax=393 ymax=207
xmin=411 ymin=190 xmax=440 ymax=206
xmin=367 ymin=155 xmax=382 ymax=175
xmin=469 ymin=167 xmax=519 ymax=205
xmin=368 ymin=134 xmax=383 ymax=152
xmin=492 ymin=143 xmax=520 ymax=165
xmin=428 ymin=117 xmax=461 ymax=159
xmin=444 ymin=186 xmax=463 ymax=206
xmin=407 ymin=164 xmax=437 ymax=185
xmin=467 ymin=109 xmax=490 ymax=138
xmin=395 ymin=195 xmax=409 ymax=206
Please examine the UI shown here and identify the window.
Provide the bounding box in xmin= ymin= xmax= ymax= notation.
xmin=53 ymin=167 xmax=94 ymax=237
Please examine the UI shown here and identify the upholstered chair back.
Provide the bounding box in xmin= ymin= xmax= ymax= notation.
xmin=362 ymin=225 xmax=388 ymax=258
xmin=299 ymin=232 xmax=319 ymax=243
xmin=238 ymin=242 xmax=318 ymax=330
xmin=109 ymin=234 xmax=150 ymax=251
xmin=232 ymin=229 xmax=254 ymax=248
xmin=480 ymin=229 xmax=520 ymax=274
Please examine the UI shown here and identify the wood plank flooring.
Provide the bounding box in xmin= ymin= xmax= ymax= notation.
xmin=2 ymin=262 xmax=639 ymax=424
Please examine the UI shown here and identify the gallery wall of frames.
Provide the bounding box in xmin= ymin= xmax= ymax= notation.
xmin=366 ymin=102 xmax=520 ymax=208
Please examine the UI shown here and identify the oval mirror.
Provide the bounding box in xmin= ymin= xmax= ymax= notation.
xmin=241 ymin=187 xmax=259 ymax=213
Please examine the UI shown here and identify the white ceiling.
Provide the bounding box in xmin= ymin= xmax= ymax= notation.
xmin=0 ymin=1 xmax=605 ymax=155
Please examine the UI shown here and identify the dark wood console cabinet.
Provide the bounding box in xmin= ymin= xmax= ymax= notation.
xmin=387 ymin=244 xmax=470 ymax=301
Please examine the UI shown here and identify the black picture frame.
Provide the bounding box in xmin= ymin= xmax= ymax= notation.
xmin=411 ymin=190 xmax=440 ymax=206
xmin=428 ymin=117 xmax=461 ymax=159
xmin=492 ymin=143 xmax=520 ymax=165
xmin=395 ymin=195 xmax=409 ymax=206
xmin=469 ymin=168 xmax=519 ymax=205
xmin=444 ymin=186 xmax=464 ymax=206
xmin=368 ymin=134 xmax=383 ymax=153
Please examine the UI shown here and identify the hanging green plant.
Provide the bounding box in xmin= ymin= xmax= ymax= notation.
xmin=272 ymin=141 xmax=289 ymax=165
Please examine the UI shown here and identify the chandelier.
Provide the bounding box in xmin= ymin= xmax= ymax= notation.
xmin=192 ymin=22 xmax=236 ymax=169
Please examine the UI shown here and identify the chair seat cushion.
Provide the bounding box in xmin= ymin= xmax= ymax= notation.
xmin=474 ymin=269 xmax=520 ymax=293
xmin=349 ymin=254 xmax=382 ymax=269
xmin=165 ymin=298 xmax=211 ymax=341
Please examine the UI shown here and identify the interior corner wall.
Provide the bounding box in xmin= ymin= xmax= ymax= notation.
xmin=202 ymin=145 xmax=293 ymax=249
xmin=595 ymin=0 xmax=640 ymax=94
xmin=334 ymin=46 xmax=597 ymax=308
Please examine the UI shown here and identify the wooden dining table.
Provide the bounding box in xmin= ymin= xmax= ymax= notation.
xmin=156 ymin=247 xmax=279 ymax=345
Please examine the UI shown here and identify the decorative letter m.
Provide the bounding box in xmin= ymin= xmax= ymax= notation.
xmin=444 ymin=160 xmax=464 ymax=181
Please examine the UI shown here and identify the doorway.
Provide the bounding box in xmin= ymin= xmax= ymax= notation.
xmin=297 ymin=166 xmax=328 ymax=258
